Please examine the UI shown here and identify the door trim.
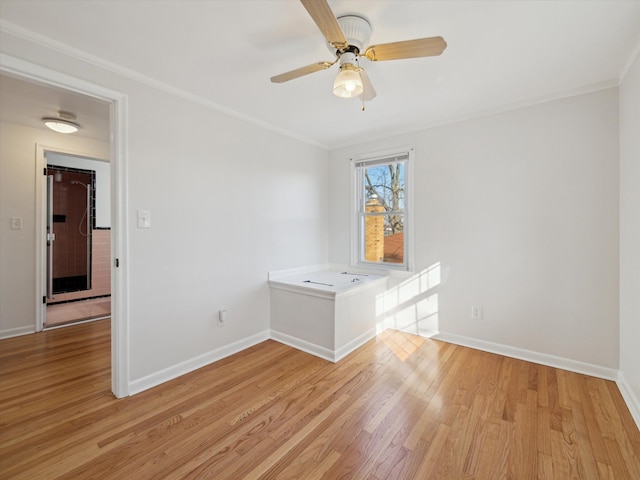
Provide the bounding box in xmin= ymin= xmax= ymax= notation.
xmin=1 ymin=53 xmax=130 ymax=398
xmin=38 ymin=149 xmax=107 ymax=327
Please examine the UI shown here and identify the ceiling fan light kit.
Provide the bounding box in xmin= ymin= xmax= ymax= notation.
xmin=333 ymin=52 xmax=363 ymax=98
xmin=271 ymin=0 xmax=446 ymax=106
xmin=333 ymin=64 xmax=363 ymax=98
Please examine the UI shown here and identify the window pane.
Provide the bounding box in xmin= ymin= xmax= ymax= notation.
xmin=362 ymin=162 xmax=405 ymax=213
xmin=363 ymin=214 xmax=404 ymax=264
xmin=383 ymin=217 xmax=404 ymax=264
xmin=361 ymin=160 xmax=405 ymax=265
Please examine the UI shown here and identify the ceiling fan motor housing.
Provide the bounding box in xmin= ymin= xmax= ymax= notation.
xmin=332 ymin=15 xmax=372 ymax=54
xmin=339 ymin=51 xmax=359 ymax=67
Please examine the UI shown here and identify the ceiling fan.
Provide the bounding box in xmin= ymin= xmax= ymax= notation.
xmin=270 ymin=0 xmax=447 ymax=104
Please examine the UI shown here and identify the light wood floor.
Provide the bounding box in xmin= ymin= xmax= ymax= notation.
xmin=1 ymin=320 xmax=639 ymax=479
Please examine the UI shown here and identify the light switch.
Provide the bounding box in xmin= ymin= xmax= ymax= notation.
xmin=137 ymin=210 xmax=151 ymax=228
xmin=10 ymin=217 xmax=23 ymax=230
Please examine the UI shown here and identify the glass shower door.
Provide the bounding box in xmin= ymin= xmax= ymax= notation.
xmin=46 ymin=167 xmax=93 ymax=297
xmin=46 ymin=174 xmax=54 ymax=300
xmin=44 ymin=160 xmax=109 ymax=328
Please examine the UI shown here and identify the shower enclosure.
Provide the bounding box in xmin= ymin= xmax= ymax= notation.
xmin=46 ymin=166 xmax=95 ymax=297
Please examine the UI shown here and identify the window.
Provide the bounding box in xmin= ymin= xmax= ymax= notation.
xmin=353 ymin=148 xmax=412 ymax=270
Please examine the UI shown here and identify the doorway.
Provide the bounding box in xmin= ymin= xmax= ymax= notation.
xmin=2 ymin=53 xmax=129 ymax=397
xmin=44 ymin=156 xmax=111 ymax=328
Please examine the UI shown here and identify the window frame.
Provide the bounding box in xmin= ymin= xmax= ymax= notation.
xmin=350 ymin=146 xmax=414 ymax=272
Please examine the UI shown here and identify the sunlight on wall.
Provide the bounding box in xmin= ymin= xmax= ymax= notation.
xmin=376 ymin=262 xmax=441 ymax=338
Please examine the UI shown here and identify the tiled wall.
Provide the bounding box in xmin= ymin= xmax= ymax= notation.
xmin=49 ymin=229 xmax=111 ymax=303
xmin=91 ymin=229 xmax=111 ymax=295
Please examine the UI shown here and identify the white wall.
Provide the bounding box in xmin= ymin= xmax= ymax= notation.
xmin=0 ymin=121 xmax=109 ymax=337
xmin=619 ymin=52 xmax=640 ymax=423
xmin=0 ymin=31 xmax=329 ymax=387
xmin=125 ymin=88 xmax=329 ymax=382
xmin=329 ymin=88 xmax=620 ymax=370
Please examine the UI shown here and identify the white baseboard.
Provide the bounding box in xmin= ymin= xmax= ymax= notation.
xmin=128 ymin=330 xmax=270 ymax=395
xmin=270 ymin=328 xmax=377 ymax=363
xmin=432 ymin=332 xmax=618 ymax=381
xmin=3 ymin=318 xmax=636 ymax=432
xmin=270 ymin=330 xmax=335 ymax=362
xmin=0 ymin=325 xmax=36 ymax=339
xmin=334 ymin=328 xmax=377 ymax=362
xmin=617 ymin=371 xmax=640 ymax=430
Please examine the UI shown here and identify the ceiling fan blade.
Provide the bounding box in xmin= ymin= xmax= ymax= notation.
xmin=364 ymin=36 xmax=447 ymax=62
xmin=270 ymin=61 xmax=334 ymax=83
xmin=300 ymin=0 xmax=348 ymax=50
xmin=359 ymin=69 xmax=377 ymax=101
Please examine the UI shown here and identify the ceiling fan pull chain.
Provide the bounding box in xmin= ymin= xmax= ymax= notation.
xmin=358 ymin=66 xmax=366 ymax=111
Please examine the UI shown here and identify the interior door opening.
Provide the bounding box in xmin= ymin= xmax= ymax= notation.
xmin=3 ymin=54 xmax=129 ymax=397
xmin=44 ymin=154 xmax=111 ymax=329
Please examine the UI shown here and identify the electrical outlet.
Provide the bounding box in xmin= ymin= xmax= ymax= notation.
xmin=218 ymin=309 xmax=228 ymax=327
xmin=471 ymin=305 xmax=483 ymax=320
xmin=10 ymin=217 xmax=23 ymax=230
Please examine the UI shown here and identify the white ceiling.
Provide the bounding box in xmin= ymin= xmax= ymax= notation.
xmin=1 ymin=0 xmax=639 ymax=149
xmin=0 ymin=73 xmax=111 ymax=142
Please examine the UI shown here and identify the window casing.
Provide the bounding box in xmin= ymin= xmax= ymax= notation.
xmin=352 ymin=148 xmax=413 ymax=271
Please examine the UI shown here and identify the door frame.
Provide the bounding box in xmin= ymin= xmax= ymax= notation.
xmin=40 ymin=153 xmax=104 ymax=320
xmin=1 ymin=53 xmax=130 ymax=398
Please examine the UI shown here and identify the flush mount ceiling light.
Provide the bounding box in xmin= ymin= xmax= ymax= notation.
xmin=42 ymin=111 xmax=80 ymax=134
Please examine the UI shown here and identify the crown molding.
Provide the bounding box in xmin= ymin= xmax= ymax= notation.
xmin=0 ymin=20 xmax=328 ymax=150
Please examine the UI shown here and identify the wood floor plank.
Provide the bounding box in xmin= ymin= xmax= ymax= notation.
xmin=243 ymin=394 xmax=350 ymax=479
xmin=1 ymin=320 xmax=639 ymax=479
xmin=570 ymin=403 xmax=603 ymax=480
